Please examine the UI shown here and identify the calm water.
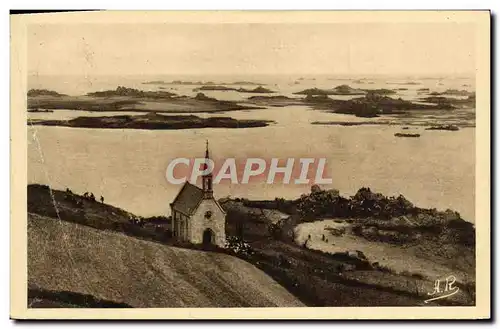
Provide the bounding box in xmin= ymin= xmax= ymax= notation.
xmin=27 ymin=75 xmax=476 ymax=221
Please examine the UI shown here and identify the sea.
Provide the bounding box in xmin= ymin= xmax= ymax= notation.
xmin=27 ymin=74 xmax=476 ymax=222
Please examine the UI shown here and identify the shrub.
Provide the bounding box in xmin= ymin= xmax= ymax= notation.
xmin=225 ymin=236 xmax=254 ymax=257
xmin=296 ymin=187 xmax=418 ymax=220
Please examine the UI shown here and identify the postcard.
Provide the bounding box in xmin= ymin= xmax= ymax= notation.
xmin=10 ymin=10 xmax=490 ymax=320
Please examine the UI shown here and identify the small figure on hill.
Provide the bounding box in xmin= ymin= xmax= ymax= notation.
xmin=100 ymin=196 xmax=104 ymax=203
xmin=311 ymin=184 xmax=323 ymax=193
xmin=90 ymin=193 xmax=95 ymax=201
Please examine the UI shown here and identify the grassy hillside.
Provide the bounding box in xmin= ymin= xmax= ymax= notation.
xmin=28 ymin=213 xmax=303 ymax=308
xmin=27 ymin=184 xmax=172 ymax=244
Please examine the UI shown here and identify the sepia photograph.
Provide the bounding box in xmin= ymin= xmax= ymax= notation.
xmin=10 ymin=10 xmax=491 ymax=319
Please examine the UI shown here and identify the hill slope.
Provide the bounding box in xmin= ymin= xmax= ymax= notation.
xmin=28 ymin=213 xmax=304 ymax=308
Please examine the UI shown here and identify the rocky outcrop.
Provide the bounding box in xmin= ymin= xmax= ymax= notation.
xmin=294 ymin=85 xmax=366 ymax=96
xmin=425 ymin=124 xmax=460 ymax=131
xmin=87 ymin=86 xmax=177 ymax=98
xmin=27 ymin=89 xmax=67 ymax=97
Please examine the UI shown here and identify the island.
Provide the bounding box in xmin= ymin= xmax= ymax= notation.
xmin=295 ymin=85 xmax=399 ymax=97
xmin=29 ymin=112 xmax=273 ymax=130
xmin=194 ymin=85 xmax=276 ymax=93
xmin=237 ymin=86 xmax=275 ymax=93
xmin=88 ymin=86 xmax=177 ymax=98
xmin=425 ymin=124 xmax=460 ymax=131
xmin=352 ymin=79 xmax=375 ymax=85
xmin=193 ymin=85 xmax=235 ymax=91
xmin=310 ymin=121 xmax=385 ymax=127
xmin=427 ymin=89 xmax=475 ymax=98
xmin=27 ymin=109 xmax=54 ymax=113
xmin=330 ymin=93 xmax=448 ymax=117
xmin=142 ymin=80 xmax=265 ymax=86
xmin=387 ymin=81 xmax=422 ymax=85
xmin=27 ymin=87 xmax=264 ymax=113
xmin=419 ymin=95 xmax=475 ymax=108
xmin=440 ymin=89 xmax=475 ymax=96
xmin=294 ymin=84 xmax=366 ymax=96
xmin=394 ymin=132 xmax=421 ymax=138
xmin=27 ymin=89 xmax=67 ymax=97
xmin=364 ymin=88 xmax=397 ymax=95
xmin=246 ymin=95 xmax=303 ymax=107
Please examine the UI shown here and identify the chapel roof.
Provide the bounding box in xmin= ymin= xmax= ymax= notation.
xmin=171 ymin=181 xmax=205 ymax=215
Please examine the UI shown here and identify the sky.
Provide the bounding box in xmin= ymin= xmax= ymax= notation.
xmin=27 ymin=22 xmax=476 ymax=77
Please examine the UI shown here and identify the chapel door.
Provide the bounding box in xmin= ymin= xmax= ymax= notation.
xmin=202 ymin=228 xmax=214 ymax=246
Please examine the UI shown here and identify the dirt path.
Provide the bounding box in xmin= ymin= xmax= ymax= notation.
xmin=294 ymin=219 xmax=468 ymax=282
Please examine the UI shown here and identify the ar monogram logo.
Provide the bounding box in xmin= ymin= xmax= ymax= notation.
xmin=424 ymin=275 xmax=460 ymax=304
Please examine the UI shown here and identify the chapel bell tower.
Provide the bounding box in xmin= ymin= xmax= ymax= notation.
xmin=202 ymin=140 xmax=213 ymax=199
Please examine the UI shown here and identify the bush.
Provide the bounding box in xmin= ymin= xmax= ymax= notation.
xmin=225 ymin=236 xmax=254 ymax=257
xmin=293 ymin=187 xmax=471 ymax=231
xmin=267 ymin=215 xmax=301 ymax=242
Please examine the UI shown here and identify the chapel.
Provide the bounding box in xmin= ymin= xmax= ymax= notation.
xmin=170 ymin=142 xmax=226 ymax=247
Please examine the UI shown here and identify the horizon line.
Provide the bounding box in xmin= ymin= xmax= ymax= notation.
xmin=28 ymin=72 xmax=476 ymax=78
